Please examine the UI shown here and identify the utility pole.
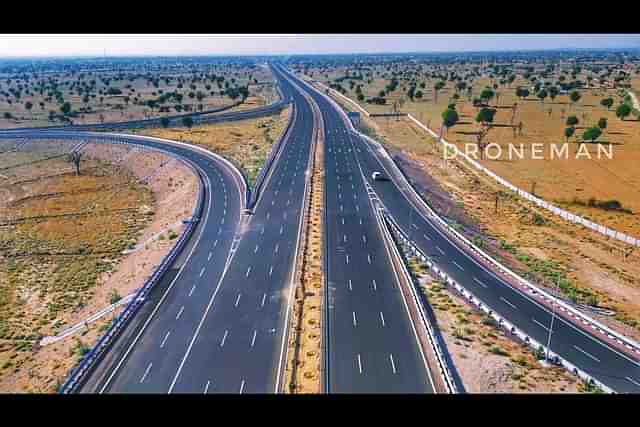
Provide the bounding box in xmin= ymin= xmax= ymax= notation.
xmin=545 ymin=277 xmax=558 ymax=363
xmin=494 ymin=193 xmax=499 ymax=214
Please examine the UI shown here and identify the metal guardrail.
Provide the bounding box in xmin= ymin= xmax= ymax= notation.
xmin=248 ymin=102 xmax=296 ymax=209
xmin=308 ymin=77 xmax=640 ymax=393
xmin=375 ymin=206 xmax=459 ymax=394
xmin=362 ymin=126 xmax=640 ymax=359
xmin=0 ymin=102 xmax=243 ymax=133
xmin=385 ymin=214 xmax=614 ymax=394
xmin=56 ymin=139 xmax=206 ymax=394
xmin=0 ymin=73 xmax=288 ymax=135
xmin=52 ymin=72 xmax=289 ymax=391
xmin=310 ymin=78 xmax=640 ymax=362
xmin=317 ymin=78 xmax=640 ymax=249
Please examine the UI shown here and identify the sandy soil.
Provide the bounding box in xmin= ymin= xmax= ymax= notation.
xmin=315 ymin=70 xmax=640 ymax=239
xmin=360 ymin=112 xmax=640 ymax=341
xmin=138 ymin=107 xmax=290 ymax=186
xmin=284 ymin=119 xmax=322 ymax=394
xmin=0 ymin=64 xmax=274 ymax=129
xmin=414 ymin=267 xmax=581 ymax=393
xmin=0 ymin=142 xmax=198 ymax=393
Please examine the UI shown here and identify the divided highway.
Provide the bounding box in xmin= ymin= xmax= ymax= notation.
xmin=162 ymin=65 xmax=315 ymax=394
xmin=299 ymin=75 xmax=640 ymax=393
xmin=0 ymin=64 xmax=305 ymax=393
xmin=280 ymin=68 xmax=435 ymax=393
xmin=82 ymin=64 xmax=314 ymax=393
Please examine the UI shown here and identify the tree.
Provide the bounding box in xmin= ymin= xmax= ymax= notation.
xmin=60 ymin=101 xmax=72 ymax=116
xmin=182 ymin=116 xmax=194 ymax=129
xmin=548 ymin=86 xmax=559 ymax=102
xmin=434 ymin=80 xmax=445 ymax=103
xmin=479 ymin=88 xmax=495 ymax=105
xmin=569 ymin=90 xmax=582 ymax=109
xmin=600 ymin=97 xmax=614 ymax=110
xmin=441 ymin=107 xmax=459 ymax=137
xmin=515 ymin=87 xmax=529 ymax=100
xmin=68 ymin=151 xmax=83 ymax=175
xmin=160 ymin=117 xmax=170 ymax=128
xmin=597 ymin=117 xmax=608 ymax=131
xmin=564 ymin=126 xmax=575 ymax=142
xmin=536 ymin=89 xmax=548 ymax=105
xmin=566 ymin=115 xmax=579 ymax=127
xmin=616 ymin=103 xmax=632 ymax=121
xmin=475 ymin=107 xmax=496 ymax=127
xmin=24 ymin=101 xmax=33 ymax=116
xmin=582 ymin=126 xmax=602 ymax=144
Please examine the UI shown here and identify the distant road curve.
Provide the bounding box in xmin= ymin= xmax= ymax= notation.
xmin=0 ymin=79 xmax=290 ymax=133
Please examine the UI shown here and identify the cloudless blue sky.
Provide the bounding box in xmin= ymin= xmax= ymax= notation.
xmin=1 ymin=34 xmax=639 ymax=58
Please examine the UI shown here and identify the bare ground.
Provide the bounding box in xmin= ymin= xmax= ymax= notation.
xmin=0 ymin=142 xmax=198 ymax=393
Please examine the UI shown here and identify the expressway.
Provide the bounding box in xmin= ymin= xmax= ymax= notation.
xmin=279 ymin=68 xmax=434 ymax=393
xmin=1 ymin=129 xmax=246 ymax=393
xmin=0 ymin=96 xmax=288 ymax=134
xmin=0 ymin=64 xmax=304 ymax=393
xmin=297 ymin=75 xmax=640 ymax=393
xmin=76 ymin=63 xmax=314 ymax=393
xmin=160 ymin=64 xmax=314 ymax=394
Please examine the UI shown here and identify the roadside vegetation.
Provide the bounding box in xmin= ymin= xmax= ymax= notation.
xmin=293 ymin=53 xmax=640 ymax=238
xmin=0 ymin=142 xmax=154 ymax=389
xmin=138 ymin=106 xmax=291 ymax=187
xmin=0 ymin=58 xmax=277 ymax=129
xmin=405 ymin=257 xmax=581 ymax=393
xmin=299 ymin=53 xmax=640 ymax=342
xmin=0 ymin=139 xmax=199 ymax=392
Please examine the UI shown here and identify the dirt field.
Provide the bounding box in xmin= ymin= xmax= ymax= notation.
xmin=411 ymin=264 xmax=583 ymax=393
xmin=337 ymin=104 xmax=640 ymax=342
xmin=311 ymin=69 xmax=640 ymax=240
xmin=137 ymin=106 xmax=291 ymax=186
xmin=0 ymin=140 xmax=198 ymax=392
xmin=0 ymin=61 xmax=276 ymax=129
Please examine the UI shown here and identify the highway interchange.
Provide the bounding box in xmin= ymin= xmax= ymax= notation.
xmin=2 ymin=62 xmax=640 ymax=393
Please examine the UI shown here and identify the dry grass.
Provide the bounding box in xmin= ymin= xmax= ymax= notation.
xmin=313 ymin=70 xmax=640 ymax=239
xmin=0 ymin=64 xmax=276 ymax=129
xmin=350 ymin=110 xmax=640 ymax=340
xmin=0 ymin=153 xmax=154 ymax=385
xmin=137 ymin=107 xmax=291 ymax=186
xmin=284 ymin=115 xmax=322 ymax=394
xmin=415 ymin=268 xmax=581 ymax=393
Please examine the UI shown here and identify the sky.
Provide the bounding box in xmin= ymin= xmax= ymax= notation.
xmin=1 ymin=34 xmax=639 ymax=58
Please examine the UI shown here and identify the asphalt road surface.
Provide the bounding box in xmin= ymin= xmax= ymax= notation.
xmin=280 ymin=68 xmax=434 ymax=393
xmin=300 ymin=77 xmax=640 ymax=393
xmin=68 ymin=63 xmax=315 ymax=393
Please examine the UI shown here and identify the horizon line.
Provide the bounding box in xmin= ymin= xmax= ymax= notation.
xmin=1 ymin=46 xmax=639 ymax=61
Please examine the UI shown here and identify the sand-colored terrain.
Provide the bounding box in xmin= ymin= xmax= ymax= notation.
xmin=138 ymin=107 xmax=290 ymax=186
xmin=312 ymin=69 xmax=640 ymax=239
xmin=0 ymin=140 xmax=197 ymax=392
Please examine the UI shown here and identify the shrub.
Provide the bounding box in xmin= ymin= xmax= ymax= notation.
xmin=532 ymin=213 xmax=546 ymax=225
xmin=109 ymin=290 xmax=122 ymax=305
xmin=489 ymin=346 xmax=509 ymax=357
